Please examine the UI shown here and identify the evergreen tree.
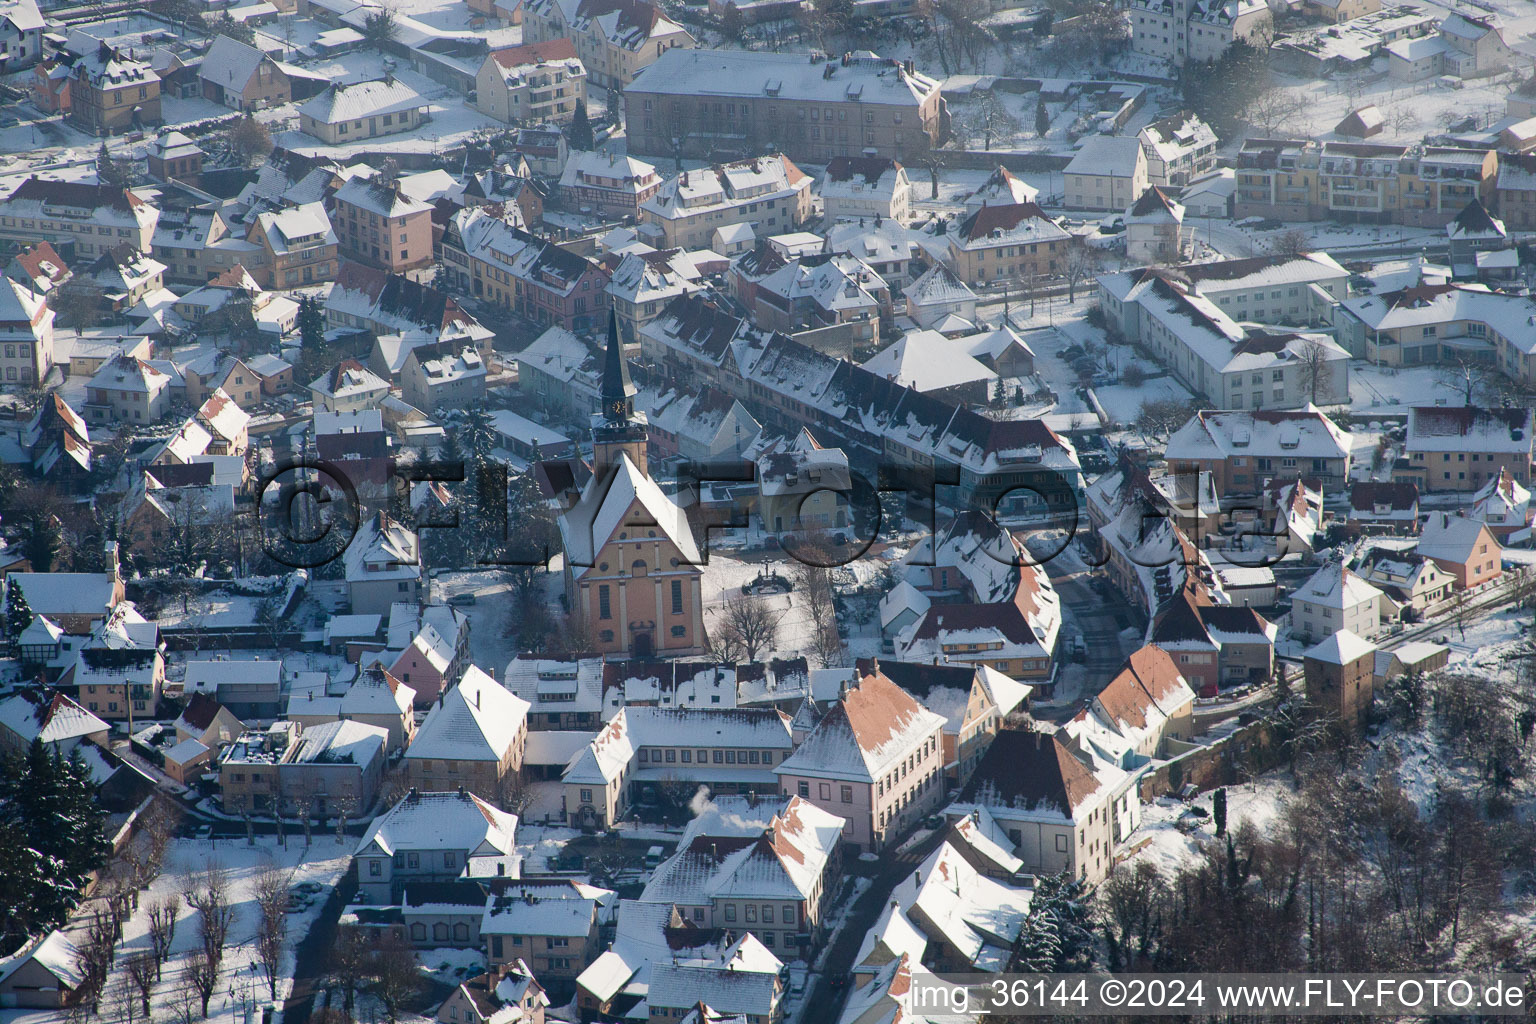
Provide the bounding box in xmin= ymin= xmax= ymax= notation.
xmin=1013 ymin=909 xmax=1061 ymax=971
xmin=23 ymin=515 xmax=61 ymax=573
xmin=1025 ymin=871 xmax=1096 ymax=972
xmin=5 ymin=580 xmax=32 ymax=655
xmin=1034 ymin=99 xmax=1050 ymax=139
xmin=96 ymin=143 xmax=118 ymax=187
xmin=567 ymin=100 xmax=594 ymax=151
xmin=1213 ymin=787 xmax=1228 ymax=837
xmin=298 ymin=296 xmax=326 ymax=351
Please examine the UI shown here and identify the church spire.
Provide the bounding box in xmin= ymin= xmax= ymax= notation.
xmin=601 ymin=308 xmax=635 ymax=425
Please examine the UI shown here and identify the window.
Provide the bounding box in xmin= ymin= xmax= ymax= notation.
xmin=369 ymin=860 xmax=382 ymax=876
xmin=580 ymin=788 xmax=593 ymax=802
xmin=745 ymin=905 xmax=757 ymax=922
xmin=798 ymin=781 xmax=810 ymax=798
xmin=841 ymin=785 xmax=853 ymax=803
xmin=724 ymin=905 xmax=736 ymax=922
xmin=713 ymin=750 xmax=723 ymax=763
xmin=763 ymin=905 xmax=774 ymax=923
xmin=1056 ymin=834 xmax=1069 ymax=853
xmin=671 ymin=580 xmax=683 ymax=614
xmin=819 ymin=782 xmax=831 ymax=800
xmin=598 ymin=585 xmax=611 ymax=619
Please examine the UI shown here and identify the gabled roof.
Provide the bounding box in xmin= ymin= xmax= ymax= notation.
xmin=299 ymin=78 xmax=425 ymax=125
xmin=199 ymin=35 xmax=275 ymax=90
xmin=1415 ymin=511 xmax=1497 ymax=564
xmin=557 ymin=453 xmax=700 ymax=578
xmin=0 ymin=690 xmax=108 ymax=748
xmin=1127 ymin=185 xmax=1183 ymax=222
xmin=356 ymin=787 xmax=517 ymax=858
xmin=774 ymin=669 xmax=944 ymax=784
xmin=1405 ymin=406 xmax=1532 ymax=453
xmin=956 ymin=727 xmax=1115 ymax=822
xmin=404 ymin=666 xmax=529 ymax=762
xmin=1296 ymin=562 xmax=1384 ymax=609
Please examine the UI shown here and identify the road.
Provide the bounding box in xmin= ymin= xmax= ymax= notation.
xmin=805 ymin=826 xmax=953 ymax=1024
xmin=1032 ymin=572 xmax=1139 ymax=723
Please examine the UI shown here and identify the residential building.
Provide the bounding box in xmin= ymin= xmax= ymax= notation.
xmin=57 ymin=605 xmax=162 ymax=724
xmin=198 ymin=35 xmax=293 ymax=110
xmin=952 ymin=727 xmax=1131 ymax=886
xmin=1305 ymin=0 xmax=1379 ymax=22
xmin=325 ymin=261 xmax=493 ymax=350
xmin=821 ymin=157 xmax=912 ymax=224
xmin=1138 ymin=111 xmax=1218 ymax=187
xmin=401 ymin=343 xmax=488 ymax=412
xmin=558 ymin=151 xmax=662 ymax=219
xmin=563 ymin=706 xmax=794 ymax=829
xmin=475 ymin=39 xmax=587 ymax=124
xmin=516 ymin=326 xmax=601 ymax=424
xmin=1396 ymin=406 xmax=1532 ymax=492
xmin=435 ymin=965 xmax=548 ymax=1024
xmin=605 ymin=247 xmax=721 ymax=346
xmin=217 ymin=719 xmax=388 ymax=817
xmin=354 ymin=787 xmax=519 ymax=903
xmin=333 ymin=178 xmax=435 ymax=274
xmin=245 ymin=202 xmax=338 ymax=289
xmin=1063 ymin=137 xmax=1149 ymax=211
xmin=288 ymin=664 xmax=417 ymax=752
xmin=298 ymin=78 xmax=428 ymax=144
xmin=84 ymin=355 xmax=174 ymax=425
xmin=310 ymin=360 xmax=392 ymax=414
xmin=403 ymin=667 xmax=530 ymax=798
xmin=748 ymin=252 xmax=888 ymax=347
xmin=345 ymin=512 xmax=421 ymax=614
xmin=903 ymin=263 xmax=977 ymax=330
xmin=774 ymin=667 xmax=946 ymax=853
xmin=944 ymin=202 xmax=1073 ymax=288
xmin=1347 ymin=481 xmax=1420 ymax=533
xmin=1470 ymin=467 xmax=1532 ymax=538
xmin=1165 ymin=408 xmax=1352 ymax=493
xmin=1356 ymin=546 xmax=1451 ymax=616
xmin=483 ymin=882 xmax=608 ymax=982
xmin=625 ymin=49 xmax=947 ymax=164
xmin=1128 ymin=0 xmax=1272 ymax=65
xmin=1415 ymin=511 xmax=1502 ymax=589
xmin=520 ymin=0 xmax=693 ymax=90
xmin=0 ymin=178 xmax=159 ymax=259
xmin=874 ymin=661 xmax=1030 ymax=785
xmin=66 ymin=45 xmax=161 ymax=133
xmin=1062 ymin=646 xmax=1196 ymax=771
xmin=645 ymin=386 xmax=759 ymax=462
xmin=1124 ymin=187 xmax=1184 ymax=264
xmin=962 ymin=165 xmax=1037 ymax=212
xmin=1386 ymin=13 xmax=1516 ymax=81
xmin=0 ymin=0 xmax=43 ymax=70
xmin=638 ymin=156 xmax=814 ymax=251
xmin=183 ymin=659 xmax=284 ymax=719
xmin=0 ymin=690 xmax=108 ymax=758
xmin=0 ymin=278 xmax=55 ymax=387
xmin=173 ymin=692 xmax=244 ymax=749
xmin=1291 ymin=562 xmax=1394 ymax=642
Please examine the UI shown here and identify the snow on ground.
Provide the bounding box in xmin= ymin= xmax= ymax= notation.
xmin=699 ymin=553 xmax=820 ymax=660
xmin=70 ymin=836 xmax=352 ymax=1024
xmin=518 ymin=824 xmax=583 ymax=872
xmin=1350 ymin=362 xmax=1465 ymax=412
xmin=1093 ymin=374 xmax=1194 ymax=422
xmin=1122 ymin=774 xmax=1292 ymax=878
xmin=433 ymin=568 xmax=549 ymax=676
xmin=419 ymin=946 xmax=487 ymax=987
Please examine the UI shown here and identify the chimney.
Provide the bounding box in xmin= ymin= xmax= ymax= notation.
xmin=457 ymin=785 xmax=466 ymax=799
xmin=408 ymin=786 xmax=419 ymax=802
xmin=475 ymin=686 xmax=481 ymax=710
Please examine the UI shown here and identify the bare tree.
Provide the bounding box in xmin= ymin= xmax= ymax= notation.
xmin=1242 ymin=88 xmax=1306 ymax=137
xmin=1064 ymin=245 xmax=1102 ymax=304
xmin=182 ymin=859 xmax=234 ymax=979
xmin=791 ymin=545 xmax=845 ymax=667
xmin=1135 ymin=397 xmax=1199 ymax=439
xmin=1271 ymin=227 xmax=1313 ymax=258
xmin=496 ymin=768 xmax=536 ymax=819
xmin=253 ymin=856 xmax=293 ymax=1000
xmin=147 ymin=895 xmax=179 ymax=981
xmin=125 ymin=953 xmax=157 ymax=1018
xmin=367 ymin=931 xmax=421 ymax=1024
xmin=184 ymin=945 xmax=219 ymax=1019
xmin=1294 ymin=337 xmax=1336 ymax=404
xmin=962 ymin=91 xmax=1019 ymax=151
xmin=716 ymin=597 xmax=784 ymax=661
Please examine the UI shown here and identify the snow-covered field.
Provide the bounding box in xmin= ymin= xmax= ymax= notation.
xmin=1122 ymin=774 xmax=1292 ymax=878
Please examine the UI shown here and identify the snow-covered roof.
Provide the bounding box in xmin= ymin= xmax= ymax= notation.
xmin=1415 ymin=511 xmax=1497 ymax=564
xmin=299 ymin=78 xmax=426 ymax=126
xmin=1166 ymin=407 xmax=1351 ymax=462
xmin=1304 ymin=628 xmax=1376 ymax=666
xmin=1064 ymin=135 xmax=1144 ymax=178
xmin=1295 ymin=562 xmax=1384 ymax=610
xmin=565 ymin=705 xmax=793 ymax=785
xmin=0 ymin=931 xmax=84 ymax=991
xmin=1405 ymin=405 xmax=1532 ymax=454
xmin=775 ymin=670 xmax=944 ymax=784
xmin=861 ymin=330 xmax=996 ymax=393
xmin=357 ymin=788 xmax=517 ymax=858
xmin=0 ymin=691 xmax=108 ymax=748
xmin=404 ymin=667 xmax=529 ymax=763
xmin=629 ymin=48 xmax=939 ymax=107
xmin=557 ymin=453 xmax=700 ymax=579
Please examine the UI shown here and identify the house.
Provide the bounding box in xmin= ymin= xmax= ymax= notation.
xmin=1470 ymin=467 xmax=1532 ymax=539
xmin=0 ymin=932 xmax=85 ymax=1009
xmin=0 ymin=690 xmax=109 ymax=758
xmin=1148 ymin=588 xmax=1276 ymax=693
xmin=1064 ymin=137 xmax=1149 ymax=212
xmin=1291 ymin=562 xmax=1394 ymax=642
xmin=0 ymin=278 xmax=56 ymax=388
xmin=1347 ymin=482 xmax=1419 ymax=533
xmin=1356 ymin=546 xmax=1451 ymax=616
xmin=520 ymin=0 xmax=693 ymax=90
xmin=7 ymin=568 xmax=123 ymax=635
xmin=145 ymin=130 xmax=203 ymax=183
xmin=755 ymin=442 xmax=853 ymax=539
xmin=952 ymin=727 xmax=1131 ymax=886
xmin=773 ymin=667 xmax=945 ymax=854
xmin=515 ymin=327 xmax=601 ymax=426
xmin=310 ymin=360 xmax=392 ymax=414
xmin=638 ymin=156 xmax=814 ymax=251
xmin=198 ymin=35 xmax=293 ymax=110
xmin=962 ymin=166 xmax=1038 ymax=212
xmin=333 ymin=178 xmax=435 ymax=275
xmin=748 ymin=252 xmax=888 ymax=349
xmin=1397 ymin=407 xmax=1532 ymax=493
xmin=173 ymin=691 xmax=244 ymax=749
xmin=821 ymin=157 xmax=912 ymax=225
xmin=644 ymin=387 xmax=759 ymax=463
xmin=875 ymin=661 xmax=1030 ymax=785
xmin=475 ymin=39 xmax=586 ymax=124
xmin=216 ymin=719 xmax=389 ymax=816
xmin=401 ymin=343 xmax=487 ymax=412
xmin=245 ymin=203 xmax=338 ymax=290
xmin=1063 ymin=646 xmax=1196 ymax=771
xmin=1165 ymin=408 xmax=1353 ymax=494
xmin=1387 ymin=13 xmax=1517 ymax=81
xmin=403 ymin=667 xmax=530 ymax=798
xmin=1415 ymin=511 xmax=1502 ymax=589
xmin=0 ymin=178 xmax=159 ymax=259
xmin=558 ymin=151 xmax=662 ymax=219
xmin=345 ymin=512 xmax=421 ymax=615
xmin=183 ymin=352 xmax=265 ymax=411
xmin=0 ymin=0 xmax=44 ymax=71
xmin=1138 ymin=111 xmax=1218 ymax=187
xmin=1303 ymin=629 xmax=1376 ymax=733
xmin=355 ymin=787 xmax=519 ymax=903
xmin=605 ymin=248 xmax=719 ymax=347
xmin=335 ymin=664 xmax=416 ymax=751
xmin=1124 ymin=187 xmax=1184 ymax=264
xmin=183 ymin=659 xmax=284 ymax=719
xmin=386 ymin=623 xmax=457 ymax=707
xmin=1127 ymin=0 xmax=1272 ymax=65
xmin=298 ymin=78 xmax=428 ymax=144
xmin=514 ymin=124 xmax=570 ymax=177
xmin=624 ymin=49 xmax=945 ymax=164
xmin=483 ymin=882 xmax=610 ymax=982
xmin=563 ymin=706 xmax=794 ymax=828
xmin=1306 ymin=0 xmax=1378 ymax=22
xmin=903 ymin=264 xmax=978 ymax=330
xmin=5 ymin=241 xmax=70 ymax=295
xmin=16 ymin=392 xmax=90 ymax=491
xmin=65 ymin=44 xmax=161 ymax=133
xmin=639 ymin=794 xmax=844 ymax=955
xmin=435 ymin=964 xmax=548 ymax=1024
xmin=325 ymin=262 xmax=493 ymax=352
xmin=59 ymin=604 xmax=164 ymax=724
xmin=944 ymin=202 xmax=1072 ymax=288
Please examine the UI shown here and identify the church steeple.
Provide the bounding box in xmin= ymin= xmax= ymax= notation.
xmin=591 ymin=307 xmax=648 ymax=476
xmin=601 ymin=308 xmax=636 ymax=425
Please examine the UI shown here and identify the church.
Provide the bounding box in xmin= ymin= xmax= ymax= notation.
xmin=556 ymin=311 xmax=706 ymax=658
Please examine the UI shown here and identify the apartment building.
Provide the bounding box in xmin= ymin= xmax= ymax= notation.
xmin=401 ymin=343 xmax=488 ymax=412
xmin=944 ymin=202 xmax=1073 ymax=287
xmin=1396 ymin=405 xmax=1532 ymax=493
xmin=0 ymin=0 xmax=43 ymax=70
xmin=1063 ymin=136 xmax=1149 ymax=211
xmin=520 ymin=0 xmax=692 ymax=89
xmin=245 ymin=203 xmax=338 ymax=289
xmin=1165 ymin=407 xmax=1353 ymax=493
xmin=354 ymin=788 xmax=518 ymax=903
xmin=217 ymin=719 xmax=388 ymax=817
xmin=638 ymin=155 xmax=813 ymax=250
xmin=475 ymin=39 xmax=587 ymax=124
xmin=558 ymin=150 xmax=661 ymax=218
xmin=1386 ymin=13 xmax=1516 ymax=82
xmin=1138 ymin=110 xmax=1219 ymax=187
xmin=821 ymin=156 xmax=913 ymax=224
xmin=0 ymin=278 xmax=56 ymax=387
xmin=1334 ymin=283 xmax=1536 ymax=385
xmin=1236 ymin=138 xmax=1497 ymax=226
xmin=67 ymin=45 xmax=160 ymax=133
xmin=402 ymin=667 xmax=531 ymax=798
xmin=333 ymin=178 xmax=434 ymax=274
xmin=1127 ymin=0 xmax=1272 ymax=65
xmin=625 ymin=49 xmax=947 ymax=164
xmin=0 ymin=178 xmax=159 ymax=259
